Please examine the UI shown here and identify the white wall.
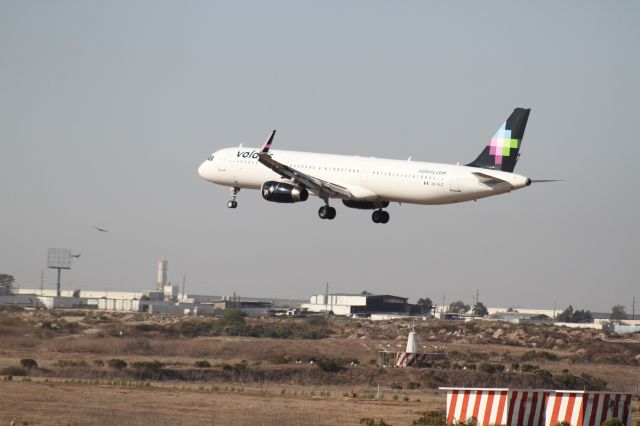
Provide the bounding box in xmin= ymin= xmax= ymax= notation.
xmin=15 ymin=288 xmax=144 ymax=300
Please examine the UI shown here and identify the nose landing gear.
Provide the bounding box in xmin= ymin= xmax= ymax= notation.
xmin=372 ymin=209 xmax=389 ymax=224
xmin=227 ymin=187 xmax=240 ymax=209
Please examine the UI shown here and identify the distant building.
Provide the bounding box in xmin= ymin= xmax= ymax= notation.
xmin=302 ymin=294 xmax=420 ymax=316
xmin=212 ymin=300 xmax=272 ymax=317
xmin=487 ymin=311 xmax=553 ymax=324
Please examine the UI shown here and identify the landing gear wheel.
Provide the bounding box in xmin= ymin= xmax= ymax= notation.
xmin=372 ymin=210 xmax=389 ymax=224
xmin=318 ymin=206 xmax=328 ymax=219
xmin=380 ymin=211 xmax=389 ymax=224
xmin=318 ymin=206 xmax=337 ymax=220
xmin=227 ymin=187 xmax=240 ymax=209
xmin=327 ymin=207 xmax=336 ymax=220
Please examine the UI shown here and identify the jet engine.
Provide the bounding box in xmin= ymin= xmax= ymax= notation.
xmin=261 ymin=181 xmax=309 ymax=203
xmin=342 ymin=200 xmax=389 ymax=210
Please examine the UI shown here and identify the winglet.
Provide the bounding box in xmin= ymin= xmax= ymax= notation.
xmin=261 ymin=130 xmax=276 ymax=154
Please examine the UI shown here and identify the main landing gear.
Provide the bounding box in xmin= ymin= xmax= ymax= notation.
xmin=371 ymin=209 xmax=390 ymax=224
xmin=318 ymin=202 xmax=336 ymax=220
xmin=227 ymin=187 xmax=240 ymax=209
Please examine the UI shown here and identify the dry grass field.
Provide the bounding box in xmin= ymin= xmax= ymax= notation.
xmin=1 ymin=308 xmax=639 ymax=425
xmin=0 ymin=380 xmax=444 ymax=426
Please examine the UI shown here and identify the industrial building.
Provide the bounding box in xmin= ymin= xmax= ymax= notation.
xmin=302 ymin=293 xmax=421 ymax=316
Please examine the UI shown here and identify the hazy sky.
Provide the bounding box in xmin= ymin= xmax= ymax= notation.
xmin=1 ymin=1 xmax=638 ymax=312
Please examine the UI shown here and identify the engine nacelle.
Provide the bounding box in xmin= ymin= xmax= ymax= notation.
xmin=262 ymin=181 xmax=309 ymax=203
xmin=342 ymin=200 xmax=389 ymax=210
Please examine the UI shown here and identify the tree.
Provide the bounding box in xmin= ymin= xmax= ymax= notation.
xmin=610 ymin=305 xmax=627 ymax=321
xmin=472 ymin=302 xmax=489 ymax=317
xmin=571 ymin=309 xmax=593 ymax=323
xmin=556 ymin=306 xmax=574 ymax=322
xmin=360 ymin=290 xmax=373 ymax=296
xmin=448 ymin=300 xmax=470 ymax=314
xmin=416 ymin=297 xmax=433 ymax=314
xmin=556 ymin=305 xmax=593 ymax=323
xmin=0 ymin=274 xmax=15 ymax=289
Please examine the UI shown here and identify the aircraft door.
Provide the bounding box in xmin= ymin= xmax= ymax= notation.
xmin=217 ymin=157 xmax=227 ymax=171
xmin=449 ymin=169 xmax=461 ymax=192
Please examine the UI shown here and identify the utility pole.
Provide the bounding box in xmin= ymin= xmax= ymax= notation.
xmin=442 ymin=292 xmax=445 ymax=314
xmin=40 ymin=270 xmax=44 ymax=296
xmin=324 ymin=282 xmax=329 ymax=317
xmin=181 ymin=275 xmax=186 ymax=301
xmin=632 ymin=296 xmax=636 ymax=320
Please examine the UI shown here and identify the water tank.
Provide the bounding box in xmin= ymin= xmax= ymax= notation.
xmin=157 ymin=258 xmax=168 ymax=290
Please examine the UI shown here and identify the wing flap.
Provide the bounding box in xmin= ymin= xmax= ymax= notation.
xmin=257 ymin=131 xmax=353 ymax=199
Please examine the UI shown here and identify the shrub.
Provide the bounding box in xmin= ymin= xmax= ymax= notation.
xmin=520 ymin=364 xmax=538 ymax=372
xmin=406 ymin=381 xmax=421 ymax=390
xmin=359 ymin=418 xmax=392 ymax=426
xmin=107 ymin=359 xmax=127 ymax=369
xmin=20 ymin=358 xmax=38 ymax=369
xmin=534 ymin=369 xmax=553 ymax=382
xmin=93 ymin=359 xmax=104 ymax=367
xmin=194 ymin=360 xmax=211 ymax=368
xmin=130 ymin=360 xmax=164 ymax=379
xmin=233 ymin=360 xmax=249 ymax=372
xmin=412 ymin=410 xmax=446 ymax=425
xmin=315 ymin=358 xmax=342 ymax=373
xmin=1 ymin=366 xmax=27 ymax=376
xmin=217 ymin=310 xmax=247 ymax=335
xmin=521 ymin=350 xmax=558 ymax=361
xmin=479 ymin=362 xmax=504 ymax=374
xmin=131 ymin=360 xmax=163 ymax=373
xmin=269 ymin=354 xmax=291 ymax=364
xmin=602 ymin=419 xmax=623 ymax=426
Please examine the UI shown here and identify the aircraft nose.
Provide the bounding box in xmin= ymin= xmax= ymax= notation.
xmin=198 ymin=161 xmax=207 ymax=179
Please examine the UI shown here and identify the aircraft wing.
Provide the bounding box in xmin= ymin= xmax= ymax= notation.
xmin=257 ymin=130 xmax=353 ymax=200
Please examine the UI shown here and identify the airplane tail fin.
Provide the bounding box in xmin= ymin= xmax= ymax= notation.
xmin=466 ymin=108 xmax=530 ymax=173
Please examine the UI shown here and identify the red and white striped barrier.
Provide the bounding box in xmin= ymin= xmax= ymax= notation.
xmin=442 ymin=388 xmax=633 ymax=426
xmin=545 ymin=391 xmax=633 ymax=426
xmin=395 ymin=352 xmax=428 ymax=367
xmin=445 ymin=388 xmax=510 ymax=425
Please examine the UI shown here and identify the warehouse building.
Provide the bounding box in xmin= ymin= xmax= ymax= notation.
xmin=302 ymin=294 xmax=420 ymax=316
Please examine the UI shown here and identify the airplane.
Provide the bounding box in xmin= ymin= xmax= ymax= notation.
xmin=198 ymin=108 xmax=551 ymax=224
xmin=93 ymin=226 xmax=109 ymax=232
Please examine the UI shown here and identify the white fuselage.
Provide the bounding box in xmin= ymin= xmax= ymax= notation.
xmin=198 ymin=147 xmax=530 ymax=205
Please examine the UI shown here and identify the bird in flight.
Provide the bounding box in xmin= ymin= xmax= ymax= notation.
xmin=71 ymin=253 xmax=81 ymax=258
xmin=94 ymin=226 xmax=109 ymax=232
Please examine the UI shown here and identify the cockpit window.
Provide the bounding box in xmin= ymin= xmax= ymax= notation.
xmin=207 ymin=154 xmax=214 ymax=161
